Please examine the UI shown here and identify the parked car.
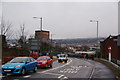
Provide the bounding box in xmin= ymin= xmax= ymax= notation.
xmin=37 ymin=56 xmax=53 ymax=68
xmin=2 ymin=57 xmax=38 ymax=75
xmin=29 ymin=51 xmax=39 ymax=59
xmin=57 ymin=54 xmax=68 ymax=63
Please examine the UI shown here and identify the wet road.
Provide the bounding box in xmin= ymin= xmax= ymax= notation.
xmin=2 ymin=58 xmax=116 ymax=80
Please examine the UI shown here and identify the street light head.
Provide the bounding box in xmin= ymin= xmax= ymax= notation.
xmin=90 ymin=20 xmax=98 ymax=22
xmin=33 ymin=16 xmax=42 ymax=19
xmin=90 ymin=20 xmax=93 ymax=22
xmin=33 ymin=16 xmax=37 ymax=18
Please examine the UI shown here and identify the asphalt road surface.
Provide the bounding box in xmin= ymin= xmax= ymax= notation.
xmin=2 ymin=58 xmax=116 ymax=80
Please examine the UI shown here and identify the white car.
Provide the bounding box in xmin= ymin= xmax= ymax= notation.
xmin=57 ymin=54 xmax=68 ymax=63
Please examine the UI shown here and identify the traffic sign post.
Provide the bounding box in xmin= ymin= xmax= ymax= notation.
xmin=108 ymin=46 xmax=112 ymax=62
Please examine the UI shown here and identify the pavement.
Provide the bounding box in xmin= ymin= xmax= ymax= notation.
xmin=1 ymin=58 xmax=116 ymax=80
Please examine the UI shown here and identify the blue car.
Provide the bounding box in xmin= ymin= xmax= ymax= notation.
xmin=2 ymin=57 xmax=38 ymax=75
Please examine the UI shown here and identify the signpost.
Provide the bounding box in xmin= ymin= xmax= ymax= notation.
xmin=108 ymin=46 xmax=112 ymax=62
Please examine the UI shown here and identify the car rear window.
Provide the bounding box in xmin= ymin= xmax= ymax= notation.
xmin=37 ymin=57 xmax=47 ymax=60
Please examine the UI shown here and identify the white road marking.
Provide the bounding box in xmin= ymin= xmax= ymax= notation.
xmin=71 ymin=69 xmax=74 ymax=70
xmin=58 ymin=75 xmax=64 ymax=78
xmin=64 ymin=76 xmax=68 ymax=79
xmin=37 ymin=72 xmax=61 ymax=76
xmin=60 ymin=70 xmax=64 ymax=73
xmin=64 ymin=71 xmax=67 ymax=73
xmin=68 ymin=71 xmax=71 ymax=73
xmin=74 ymin=71 xmax=77 ymax=73
xmin=0 ymin=75 xmax=5 ymax=78
xmin=23 ymin=75 xmax=31 ymax=78
xmin=78 ymin=66 xmax=82 ymax=68
xmin=41 ymin=58 xmax=72 ymax=73
xmin=59 ymin=65 xmax=82 ymax=74
xmin=89 ymin=66 xmax=95 ymax=80
xmin=71 ymin=71 xmax=74 ymax=73
xmin=76 ymin=69 xmax=79 ymax=70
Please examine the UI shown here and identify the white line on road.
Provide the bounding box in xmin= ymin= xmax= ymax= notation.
xmin=64 ymin=76 xmax=68 ymax=79
xmin=89 ymin=67 xmax=95 ymax=80
xmin=88 ymin=61 xmax=96 ymax=80
xmin=23 ymin=75 xmax=31 ymax=78
xmin=0 ymin=75 xmax=5 ymax=78
xmin=58 ymin=75 xmax=64 ymax=78
xmin=41 ymin=58 xmax=72 ymax=73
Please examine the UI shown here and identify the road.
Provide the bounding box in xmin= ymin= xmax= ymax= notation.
xmin=2 ymin=58 xmax=116 ymax=80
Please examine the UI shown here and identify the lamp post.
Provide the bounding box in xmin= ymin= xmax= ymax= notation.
xmin=90 ymin=20 xmax=99 ymax=47
xmin=33 ymin=17 xmax=42 ymax=30
xmin=90 ymin=20 xmax=99 ymax=58
xmin=50 ymin=34 xmax=56 ymax=53
xmin=33 ymin=16 xmax=43 ymax=54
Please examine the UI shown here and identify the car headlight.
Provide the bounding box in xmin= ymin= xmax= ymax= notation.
xmin=2 ymin=65 xmax=4 ymax=67
xmin=15 ymin=65 xmax=22 ymax=68
xmin=42 ymin=62 xmax=46 ymax=64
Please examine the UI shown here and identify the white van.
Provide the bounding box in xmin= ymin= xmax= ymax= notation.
xmin=57 ymin=54 xmax=68 ymax=63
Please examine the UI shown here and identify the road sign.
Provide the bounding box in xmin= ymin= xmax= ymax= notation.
xmin=108 ymin=46 xmax=111 ymax=53
xmin=108 ymin=46 xmax=112 ymax=62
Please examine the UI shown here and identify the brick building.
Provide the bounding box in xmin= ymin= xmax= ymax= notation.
xmin=100 ymin=35 xmax=120 ymax=65
xmin=35 ymin=30 xmax=50 ymax=39
xmin=28 ymin=30 xmax=50 ymax=53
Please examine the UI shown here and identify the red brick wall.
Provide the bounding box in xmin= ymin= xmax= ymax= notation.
xmin=100 ymin=36 xmax=120 ymax=61
xmin=35 ymin=31 xmax=49 ymax=39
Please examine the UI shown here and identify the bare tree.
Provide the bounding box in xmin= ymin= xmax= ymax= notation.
xmin=29 ymin=34 xmax=34 ymax=38
xmin=0 ymin=19 xmax=13 ymax=39
xmin=17 ymin=23 xmax=29 ymax=48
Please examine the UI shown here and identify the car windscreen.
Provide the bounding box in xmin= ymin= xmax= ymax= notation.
xmin=59 ymin=55 xmax=66 ymax=57
xmin=37 ymin=57 xmax=47 ymax=60
xmin=10 ymin=58 xmax=28 ymax=63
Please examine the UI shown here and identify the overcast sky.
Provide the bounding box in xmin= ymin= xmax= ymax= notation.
xmin=1 ymin=2 xmax=119 ymax=39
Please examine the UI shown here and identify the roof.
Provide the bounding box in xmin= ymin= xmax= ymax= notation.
xmin=39 ymin=56 xmax=50 ymax=58
xmin=101 ymin=35 xmax=118 ymax=42
xmin=15 ymin=57 xmax=31 ymax=58
xmin=35 ymin=30 xmax=49 ymax=32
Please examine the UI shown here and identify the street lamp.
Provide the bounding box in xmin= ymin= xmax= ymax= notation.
xmin=33 ymin=17 xmax=42 ymax=31
xmin=90 ymin=20 xmax=99 ymax=58
xmin=33 ymin=16 xmax=43 ymax=54
xmin=50 ymin=34 xmax=56 ymax=53
xmin=90 ymin=20 xmax=99 ymax=47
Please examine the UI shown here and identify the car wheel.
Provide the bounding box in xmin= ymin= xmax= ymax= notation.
xmin=46 ymin=64 xmax=48 ymax=68
xmin=50 ymin=64 xmax=52 ymax=68
xmin=21 ymin=68 xmax=26 ymax=75
xmin=58 ymin=60 xmax=61 ymax=63
xmin=2 ymin=73 xmax=7 ymax=76
xmin=65 ymin=60 xmax=67 ymax=63
xmin=33 ymin=66 xmax=37 ymax=72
